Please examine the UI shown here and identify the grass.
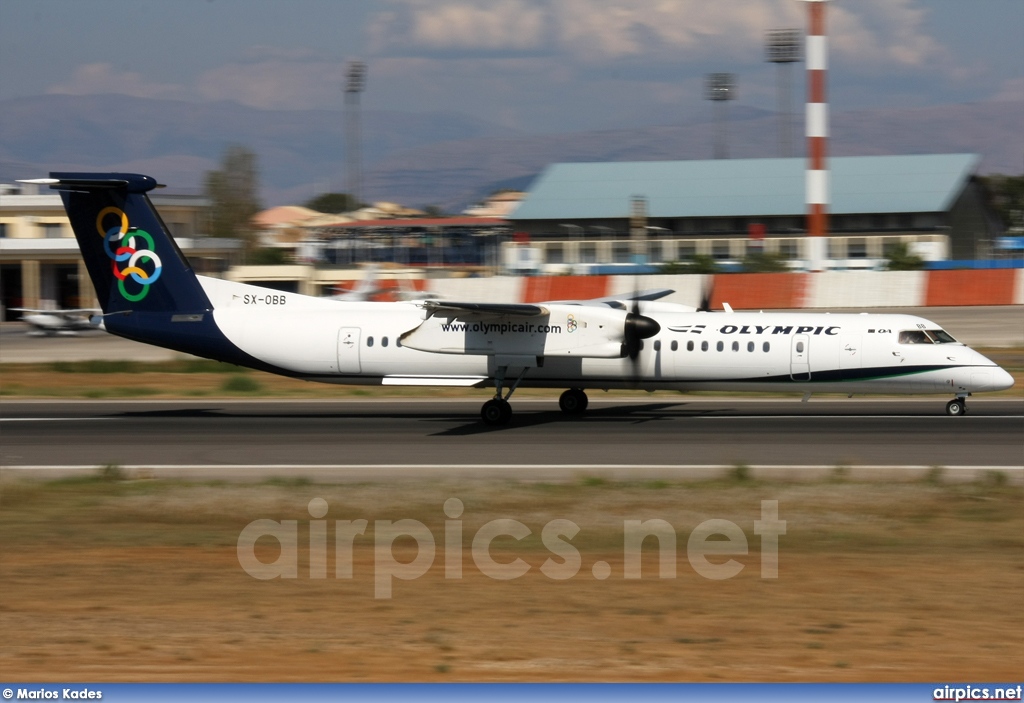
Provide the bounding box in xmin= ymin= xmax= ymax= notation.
xmin=1 ymin=476 xmax=1021 ymax=682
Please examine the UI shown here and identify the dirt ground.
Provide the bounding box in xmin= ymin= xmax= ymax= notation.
xmin=1 ymin=476 xmax=1021 ymax=682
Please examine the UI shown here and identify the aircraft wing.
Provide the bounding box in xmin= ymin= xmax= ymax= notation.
xmin=548 ymin=288 xmax=675 ymax=309
xmin=421 ymin=301 xmax=547 ymax=318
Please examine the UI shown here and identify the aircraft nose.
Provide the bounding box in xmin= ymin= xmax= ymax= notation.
xmin=992 ymin=366 xmax=1015 ymax=391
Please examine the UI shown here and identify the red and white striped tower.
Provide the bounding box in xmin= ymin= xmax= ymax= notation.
xmin=805 ymin=0 xmax=829 ymax=270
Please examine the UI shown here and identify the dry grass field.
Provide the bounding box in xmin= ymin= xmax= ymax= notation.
xmin=0 ymin=347 xmax=1021 ymax=399
xmin=1 ymin=474 xmax=1021 ymax=682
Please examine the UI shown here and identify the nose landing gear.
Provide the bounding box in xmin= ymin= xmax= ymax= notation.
xmin=945 ymin=394 xmax=969 ymax=416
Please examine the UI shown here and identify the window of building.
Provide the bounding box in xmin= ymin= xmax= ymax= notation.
xmin=42 ymin=223 xmax=63 ymax=238
xmin=848 ymin=238 xmax=867 ymax=258
xmin=0 ymin=223 xmax=7 ymax=238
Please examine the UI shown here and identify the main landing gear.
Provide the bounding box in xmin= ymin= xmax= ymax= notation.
xmin=559 ymin=388 xmax=589 ymax=416
xmin=945 ymin=394 xmax=969 ymax=416
xmin=479 ymin=367 xmax=592 ymax=426
xmin=480 ymin=365 xmax=528 ymax=426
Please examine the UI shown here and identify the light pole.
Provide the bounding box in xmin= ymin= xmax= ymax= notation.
xmin=705 ymin=73 xmax=735 ymax=160
xmin=766 ymin=29 xmax=801 ymax=158
xmin=344 ymin=61 xmax=367 ymax=208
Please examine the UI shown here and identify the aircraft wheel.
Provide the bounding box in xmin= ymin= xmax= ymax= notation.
xmin=481 ymin=398 xmax=512 ymax=426
xmin=559 ymin=388 xmax=589 ymax=416
xmin=945 ymin=398 xmax=966 ymax=416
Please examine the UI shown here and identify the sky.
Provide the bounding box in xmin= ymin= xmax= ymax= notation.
xmin=0 ymin=0 xmax=1021 ymax=134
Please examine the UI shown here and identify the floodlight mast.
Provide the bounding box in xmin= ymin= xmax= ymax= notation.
xmin=704 ymin=73 xmax=735 ymax=160
xmin=344 ymin=61 xmax=367 ymax=208
xmin=766 ymin=29 xmax=801 ymax=158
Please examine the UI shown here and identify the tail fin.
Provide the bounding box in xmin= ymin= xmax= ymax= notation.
xmin=48 ymin=172 xmax=212 ymax=315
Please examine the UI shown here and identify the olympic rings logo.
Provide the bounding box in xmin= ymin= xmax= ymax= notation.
xmin=566 ymin=314 xmax=578 ymax=333
xmin=96 ymin=206 xmax=162 ymax=302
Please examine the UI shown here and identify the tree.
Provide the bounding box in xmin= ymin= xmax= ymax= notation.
xmin=742 ymin=250 xmax=789 ymax=273
xmin=884 ymin=241 xmax=924 ymax=271
xmin=205 ymin=145 xmax=262 ymax=245
xmin=978 ymin=174 xmax=1024 ymax=230
xmin=305 ymin=192 xmax=359 ymax=214
xmin=659 ymin=255 xmax=719 ymax=274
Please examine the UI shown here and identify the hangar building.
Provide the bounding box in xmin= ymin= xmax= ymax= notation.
xmin=507 ymin=153 xmax=998 ymax=272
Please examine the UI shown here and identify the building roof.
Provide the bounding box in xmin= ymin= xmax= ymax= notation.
xmin=252 ymin=205 xmax=321 ymax=228
xmin=318 ymin=217 xmax=507 ymax=230
xmin=511 ymin=154 xmax=980 ymax=221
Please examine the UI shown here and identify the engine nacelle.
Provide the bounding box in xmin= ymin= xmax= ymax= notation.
xmin=400 ymin=303 xmax=642 ymax=358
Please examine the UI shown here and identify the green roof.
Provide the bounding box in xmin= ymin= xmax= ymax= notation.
xmin=511 ymin=154 xmax=979 ymax=221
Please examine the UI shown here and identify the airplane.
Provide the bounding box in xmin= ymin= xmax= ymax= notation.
xmin=327 ymin=264 xmax=386 ymax=301
xmin=11 ymin=307 xmax=102 ymax=335
xmin=22 ymin=172 xmax=1014 ymax=424
xmin=327 ymin=265 xmax=443 ymax=302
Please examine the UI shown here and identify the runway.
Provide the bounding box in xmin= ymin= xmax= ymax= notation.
xmin=2 ymin=398 xmax=1021 ymax=479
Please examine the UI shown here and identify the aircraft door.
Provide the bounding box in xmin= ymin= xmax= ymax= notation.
xmin=338 ymin=327 xmax=361 ymax=374
xmin=790 ymin=334 xmax=810 ymax=381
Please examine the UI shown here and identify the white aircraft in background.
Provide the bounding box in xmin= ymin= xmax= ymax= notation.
xmin=24 ymin=172 xmax=1014 ymax=424
xmin=327 ymin=265 xmax=443 ymax=302
xmin=12 ymin=307 xmax=101 ymax=335
xmin=327 ymin=264 xmax=386 ymax=301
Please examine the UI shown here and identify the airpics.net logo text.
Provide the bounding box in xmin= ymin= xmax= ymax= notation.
xmin=237 ymin=498 xmax=786 ymax=599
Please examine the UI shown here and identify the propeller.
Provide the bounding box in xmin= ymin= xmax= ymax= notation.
xmin=697 ymin=275 xmax=716 ymax=312
xmin=622 ymin=286 xmax=661 ymax=382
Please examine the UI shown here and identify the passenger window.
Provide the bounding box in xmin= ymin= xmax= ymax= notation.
xmin=796 ymin=341 xmax=804 ymax=353
xmin=701 ymin=341 xmax=708 ymax=352
xmin=747 ymin=341 xmax=754 ymax=352
xmin=716 ymin=341 xmax=724 ymax=352
xmin=898 ymin=330 xmax=931 ymax=345
xmin=653 ymin=340 xmax=661 ymax=351
xmin=367 ymin=336 xmax=374 ymax=347
xmin=731 ymin=341 xmax=739 ymax=352
xmin=763 ymin=341 xmax=770 ymax=352
xmin=671 ymin=340 xmax=678 ymax=351
xmin=687 ymin=340 xmax=694 ymax=352
xmin=382 ymin=337 xmax=389 ymax=348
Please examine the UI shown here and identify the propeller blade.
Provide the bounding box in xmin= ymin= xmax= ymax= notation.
xmin=698 ymin=275 xmax=715 ymax=312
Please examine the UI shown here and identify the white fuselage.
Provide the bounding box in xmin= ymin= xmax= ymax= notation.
xmin=199 ymin=277 xmax=1013 ymax=396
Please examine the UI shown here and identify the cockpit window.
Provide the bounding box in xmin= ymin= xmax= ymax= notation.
xmin=928 ymin=329 xmax=958 ymax=344
xmin=898 ymin=330 xmax=930 ymax=344
xmin=898 ymin=329 xmax=959 ymax=345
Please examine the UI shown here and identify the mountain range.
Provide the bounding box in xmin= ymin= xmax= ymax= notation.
xmin=1 ymin=94 xmax=1020 ymax=211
